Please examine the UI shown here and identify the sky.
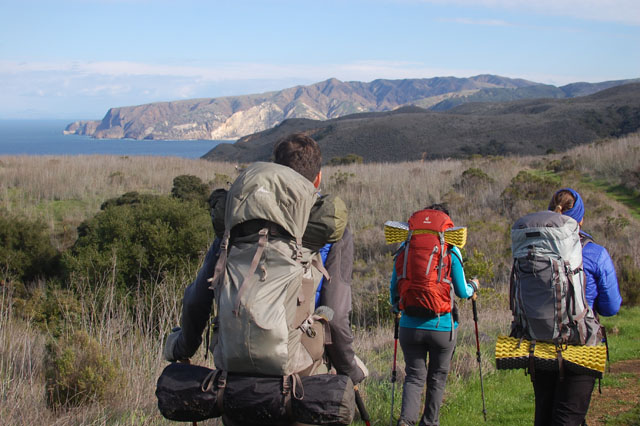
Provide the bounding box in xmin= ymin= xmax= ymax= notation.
xmin=1 ymin=0 xmax=639 ymax=120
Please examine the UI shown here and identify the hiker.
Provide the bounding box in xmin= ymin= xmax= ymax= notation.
xmin=531 ymin=188 xmax=622 ymax=426
xmin=389 ymin=203 xmax=478 ymax=426
xmin=162 ymin=133 xmax=367 ymax=424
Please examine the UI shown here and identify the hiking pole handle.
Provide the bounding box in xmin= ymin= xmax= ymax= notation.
xmin=354 ymin=386 xmax=371 ymax=426
xmin=391 ymin=312 xmax=401 ymax=383
xmin=472 ymin=298 xmax=479 ymax=323
xmin=393 ymin=312 xmax=401 ymax=339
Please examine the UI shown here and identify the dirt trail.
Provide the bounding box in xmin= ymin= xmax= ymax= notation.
xmin=586 ymin=359 xmax=640 ymax=425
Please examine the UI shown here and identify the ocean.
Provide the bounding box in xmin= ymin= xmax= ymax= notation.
xmin=0 ymin=120 xmax=231 ymax=158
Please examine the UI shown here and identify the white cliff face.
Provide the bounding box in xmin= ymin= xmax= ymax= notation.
xmin=210 ymin=102 xmax=285 ymax=140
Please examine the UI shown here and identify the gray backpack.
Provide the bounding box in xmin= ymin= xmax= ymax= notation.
xmin=510 ymin=211 xmax=601 ymax=346
xmin=208 ymin=162 xmax=329 ymax=376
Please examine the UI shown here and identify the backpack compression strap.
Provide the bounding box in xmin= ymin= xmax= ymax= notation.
xmin=209 ymin=230 xmax=231 ymax=290
xmin=400 ymin=231 xmax=413 ymax=280
xmin=232 ymin=227 xmax=270 ymax=315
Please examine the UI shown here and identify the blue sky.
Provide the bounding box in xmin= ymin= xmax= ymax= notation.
xmin=1 ymin=0 xmax=639 ymax=119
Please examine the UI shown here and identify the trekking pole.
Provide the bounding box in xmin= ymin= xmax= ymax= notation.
xmin=472 ymin=296 xmax=487 ymax=422
xmin=389 ymin=311 xmax=401 ymax=426
xmin=354 ymin=385 xmax=371 ymax=426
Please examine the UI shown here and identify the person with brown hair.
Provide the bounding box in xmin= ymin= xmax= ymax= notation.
xmin=532 ymin=187 xmax=622 ymax=426
xmin=162 ymin=133 xmax=366 ymax=425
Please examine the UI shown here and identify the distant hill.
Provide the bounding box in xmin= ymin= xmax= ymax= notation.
xmin=64 ymin=75 xmax=639 ymax=144
xmin=63 ymin=75 xmax=542 ymax=140
xmin=202 ymin=83 xmax=640 ymax=164
xmin=427 ymin=78 xmax=640 ymax=110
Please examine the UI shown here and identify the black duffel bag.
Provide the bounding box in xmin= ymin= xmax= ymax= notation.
xmin=156 ymin=363 xmax=356 ymax=425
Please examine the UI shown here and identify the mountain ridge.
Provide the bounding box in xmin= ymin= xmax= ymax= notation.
xmin=64 ymin=75 xmax=547 ymax=140
xmin=201 ymin=82 xmax=640 ymax=164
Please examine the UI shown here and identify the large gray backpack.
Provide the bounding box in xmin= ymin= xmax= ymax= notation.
xmin=208 ymin=162 xmax=329 ymax=376
xmin=510 ymin=211 xmax=601 ymax=346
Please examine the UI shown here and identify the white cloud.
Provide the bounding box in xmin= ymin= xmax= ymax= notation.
xmin=0 ymin=59 xmax=468 ymax=83
xmin=412 ymin=0 xmax=640 ymax=25
xmin=438 ymin=17 xmax=512 ymax=26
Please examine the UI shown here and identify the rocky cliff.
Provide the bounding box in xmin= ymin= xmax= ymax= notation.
xmin=64 ymin=75 xmax=539 ymax=140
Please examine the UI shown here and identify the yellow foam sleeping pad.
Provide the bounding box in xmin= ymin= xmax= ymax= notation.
xmin=383 ymin=221 xmax=467 ymax=248
xmin=495 ymin=335 xmax=607 ymax=378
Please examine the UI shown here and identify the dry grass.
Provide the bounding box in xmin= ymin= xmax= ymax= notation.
xmin=1 ymin=132 xmax=639 ymax=424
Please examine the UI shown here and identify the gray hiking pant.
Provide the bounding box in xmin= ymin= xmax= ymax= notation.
xmin=398 ymin=327 xmax=457 ymax=426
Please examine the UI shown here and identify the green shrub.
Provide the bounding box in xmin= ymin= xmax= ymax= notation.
xmin=546 ymin=155 xmax=576 ymax=173
xmin=99 ymin=191 xmax=153 ymax=210
xmin=501 ymin=170 xmax=559 ymax=203
xmin=461 ymin=248 xmax=495 ymax=283
xmin=64 ymin=193 xmax=212 ymax=292
xmin=329 ymin=170 xmax=356 ymax=188
xmin=329 ymin=153 xmax=364 ymax=166
xmin=455 ymin=167 xmax=494 ymax=190
xmin=0 ymin=212 xmax=60 ymax=284
xmin=171 ymin=174 xmax=210 ymax=205
xmin=45 ymin=330 xmax=120 ymax=408
xmin=12 ymin=284 xmax=81 ymax=336
xmin=616 ymin=255 xmax=640 ymax=306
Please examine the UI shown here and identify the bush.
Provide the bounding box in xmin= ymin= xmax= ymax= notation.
xmin=546 ymin=155 xmax=576 ymax=173
xmin=616 ymin=255 xmax=640 ymax=306
xmin=65 ymin=193 xmax=212 ymax=292
xmin=45 ymin=330 xmax=120 ymax=408
xmin=12 ymin=284 xmax=81 ymax=336
xmin=501 ymin=170 xmax=559 ymax=204
xmin=171 ymin=174 xmax=210 ymax=205
xmin=329 ymin=154 xmax=364 ymax=166
xmin=455 ymin=167 xmax=494 ymax=190
xmin=0 ymin=212 xmax=60 ymax=284
xmin=329 ymin=170 xmax=356 ymax=188
xmin=461 ymin=248 xmax=495 ymax=283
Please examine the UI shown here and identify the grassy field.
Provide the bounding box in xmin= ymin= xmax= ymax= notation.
xmin=1 ymin=132 xmax=639 ymax=425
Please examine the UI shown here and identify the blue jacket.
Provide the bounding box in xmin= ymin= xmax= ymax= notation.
xmin=390 ymin=246 xmax=476 ymax=331
xmin=581 ymin=232 xmax=622 ymax=316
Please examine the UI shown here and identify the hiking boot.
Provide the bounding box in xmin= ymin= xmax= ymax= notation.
xmin=397 ymin=420 xmax=413 ymax=426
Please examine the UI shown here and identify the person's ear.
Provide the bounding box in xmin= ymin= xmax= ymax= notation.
xmin=579 ymin=218 xmax=584 ymax=227
xmin=313 ymin=170 xmax=322 ymax=189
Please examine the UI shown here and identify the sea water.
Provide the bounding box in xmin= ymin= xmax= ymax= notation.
xmin=0 ymin=120 xmax=231 ymax=158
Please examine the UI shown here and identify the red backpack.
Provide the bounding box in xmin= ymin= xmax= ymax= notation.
xmin=395 ymin=209 xmax=455 ymax=317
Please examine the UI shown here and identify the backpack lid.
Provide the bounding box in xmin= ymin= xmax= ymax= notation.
xmin=408 ymin=209 xmax=454 ymax=233
xmin=224 ymin=162 xmax=318 ymax=239
xmin=511 ymin=211 xmax=582 ymax=269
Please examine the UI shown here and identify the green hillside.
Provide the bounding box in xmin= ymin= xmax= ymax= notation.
xmin=202 ymin=83 xmax=640 ymax=164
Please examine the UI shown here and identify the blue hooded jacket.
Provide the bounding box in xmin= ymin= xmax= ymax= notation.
xmin=581 ymin=232 xmax=622 ymax=316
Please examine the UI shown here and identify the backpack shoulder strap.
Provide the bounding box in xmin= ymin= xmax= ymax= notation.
xmin=580 ymin=231 xmax=595 ymax=248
